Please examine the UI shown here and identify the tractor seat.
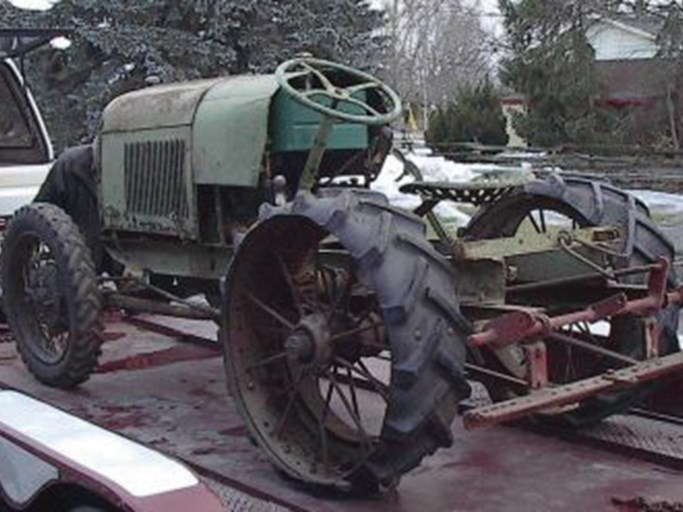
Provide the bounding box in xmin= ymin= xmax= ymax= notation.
xmin=399 ymin=179 xmax=529 ymax=207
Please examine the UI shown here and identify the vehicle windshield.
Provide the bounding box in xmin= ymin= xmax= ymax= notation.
xmin=0 ymin=72 xmax=32 ymax=149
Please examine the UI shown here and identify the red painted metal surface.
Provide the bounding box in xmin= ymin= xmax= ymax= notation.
xmin=523 ymin=341 xmax=547 ymax=389
xmin=470 ymin=259 xmax=675 ymax=349
xmin=463 ymin=351 xmax=683 ymax=429
xmin=463 ymin=259 xmax=683 ymax=431
xmin=1 ymin=315 xmax=683 ymax=511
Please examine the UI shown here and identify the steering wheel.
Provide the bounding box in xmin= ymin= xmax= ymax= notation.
xmin=275 ymin=57 xmax=402 ymax=126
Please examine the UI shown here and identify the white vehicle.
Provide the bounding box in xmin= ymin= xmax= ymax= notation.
xmin=0 ymin=29 xmax=59 ymax=223
xmin=0 ymin=390 xmax=223 ymax=511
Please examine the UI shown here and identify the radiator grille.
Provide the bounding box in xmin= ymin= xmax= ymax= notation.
xmin=124 ymin=139 xmax=189 ymax=219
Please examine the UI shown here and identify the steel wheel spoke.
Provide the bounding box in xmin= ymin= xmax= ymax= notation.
xmin=527 ymin=212 xmax=542 ymax=233
xmin=316 ymin=263 xmax=332 ymax=306
xmin=331 ymin=261 xmax=354 ymax=316
xmin=247 ymin=351 xmax=288 ymax=370
xmin=346 ymin=367 xmax=361 ymax=418
xmin=274 ymin=370 xmax=306 ymax=437
xmin=244 ymin=291 xmax=295 ymax=330
xmin=330 ymin=321 xmax=383 ymax=342
xmin=275 ymin=255 xmax=305 ymax=317
xmin=318 ymin=371 xmax=335 ymax=473
xmin=335 ymin=357 xmax=389 ymax=401
xmin=328 ymin=372 xmax=372 ymax=455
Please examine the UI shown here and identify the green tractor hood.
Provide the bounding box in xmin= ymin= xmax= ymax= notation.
xmin=101 ymin=74 xmax=280 ymax=188
xmin=99 ymin=67 xmax=373 ymax=238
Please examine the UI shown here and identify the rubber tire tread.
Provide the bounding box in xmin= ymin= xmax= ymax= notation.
xmin=2 ymin=203 xmax=102 ymax=388
xmin=465 ymin=173 xmax=679 ymax=426
xmin=257 ymin=190 xmax=470 ymax=487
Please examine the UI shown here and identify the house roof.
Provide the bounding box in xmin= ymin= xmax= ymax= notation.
xmin=594 ymin=12 xmax=665 ymax=40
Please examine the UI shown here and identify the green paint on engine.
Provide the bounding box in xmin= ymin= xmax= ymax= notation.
xmin=270 ymin=90 xmax=369 ymax=152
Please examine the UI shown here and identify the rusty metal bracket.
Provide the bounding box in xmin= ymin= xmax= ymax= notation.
xmin=464 ymin=351 xmax=683 ymax=430
xmin=644 ymin=316 xmax=660 ymax=359
xmin=623 ymin=258 xmax=669 ymax=315
xmin=523 ymin=342 xmax=548 ymax=390
xmin=469 ymin=259 xmax=672 ymax=350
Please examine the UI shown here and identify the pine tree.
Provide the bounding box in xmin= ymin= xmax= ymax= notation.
xmin=499 ymin=0 xmax=612 ymax=146
xmin=425 ymin=81 xmax=508 ymax=148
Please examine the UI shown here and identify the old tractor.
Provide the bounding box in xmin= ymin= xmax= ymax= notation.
xmin=3 ymin=56 xmax=683 ymax=493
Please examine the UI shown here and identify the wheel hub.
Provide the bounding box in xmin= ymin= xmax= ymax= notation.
xmin=285 ymin=313 xmax=333 ymax=367
xmin=26 ymin=261 xmax=64 ymax=329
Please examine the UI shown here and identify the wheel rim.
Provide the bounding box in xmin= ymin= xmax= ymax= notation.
xmin=12 ymin=232 xmax=69 ymax=365
xmin=226 ymin=216 xmax=391 ymax=486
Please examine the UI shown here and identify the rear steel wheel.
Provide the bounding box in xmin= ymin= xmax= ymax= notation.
xmin=465 ymin=175 xmax=679 ymax=426
xmin=2 ymin=203 xmax=102 ymax=388
xmin=223 ymin=191 xmax=470 ymax=490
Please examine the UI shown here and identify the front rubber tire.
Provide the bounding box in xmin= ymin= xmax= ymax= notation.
xmin=2 ymin=203 xmax=102 ymax=388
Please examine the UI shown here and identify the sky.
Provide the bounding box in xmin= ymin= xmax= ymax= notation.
xmin=371 ymin=0 xmax=504 ymax=36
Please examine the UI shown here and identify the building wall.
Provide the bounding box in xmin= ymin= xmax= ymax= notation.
xmin=501 ymin=101 xmax=527 ymax=147
xmin=587 ymin=23 xmax=658 ymax=61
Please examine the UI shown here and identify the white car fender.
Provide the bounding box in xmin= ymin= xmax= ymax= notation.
xmin=0 ymin=391 xmax=223 ymax=511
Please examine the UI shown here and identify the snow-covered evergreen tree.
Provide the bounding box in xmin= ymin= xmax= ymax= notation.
xmin=0 ymin=0 xmax=385 ymax=149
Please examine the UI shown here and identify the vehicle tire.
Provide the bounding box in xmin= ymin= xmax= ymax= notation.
xmin=465 ymin=173 xmax=679 ymax=427
xmin=223 ymin=190 xmax=470 ymax=490
xmin=1 ymin=203 xmax=102 ymax=388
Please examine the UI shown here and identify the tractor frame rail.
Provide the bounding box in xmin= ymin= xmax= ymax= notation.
xmin=463 ymin=351 xmax=683 ymax=429
xmin=464 ymin=257 xmax=683 ymax=430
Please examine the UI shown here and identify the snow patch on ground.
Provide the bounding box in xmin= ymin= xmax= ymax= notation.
xmin=374 ymin=149 xmax=683 ymax=243
xmin=371 ymin=153 xmax=474 ymax=226
xmin=372 ymin=150 xmax=537 ymax=228
xmin=631 ymin=189 xmax=683 ymax=220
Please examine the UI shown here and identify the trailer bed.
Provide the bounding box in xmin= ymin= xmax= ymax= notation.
xmin=1 ymin=314 xmax=683 ymax=512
